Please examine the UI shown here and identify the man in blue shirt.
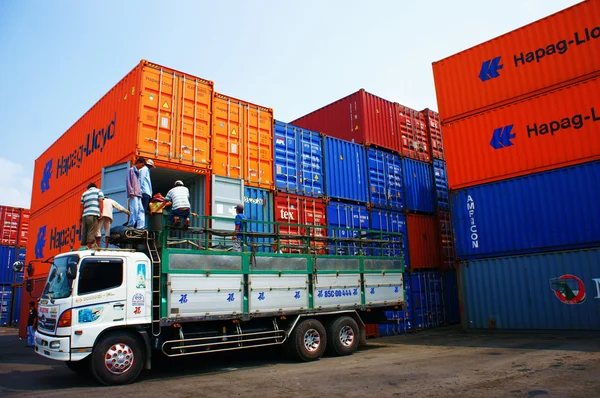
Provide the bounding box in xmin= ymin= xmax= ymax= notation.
xmin=233 ymin=204 xmax=247 ymax=252
xmin=126 ymin=158 xmax=145 ymax=229
xmin=139 ymin=159 xmax=155 ymax=212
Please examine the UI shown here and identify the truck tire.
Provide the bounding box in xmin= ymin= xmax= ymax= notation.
xmin=90 ymin=331 xmax=144 ymax=385
xmin=285 ymin=318 xmax=327 ymax=362
xmin=65 ymin=357 xmax=91 ymax=376
xmin=325 ymin=316 xmax=359 ymax=356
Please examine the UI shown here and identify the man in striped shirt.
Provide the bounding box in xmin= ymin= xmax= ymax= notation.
xmin=80 ymin=182 xmax=104 ymax=249
xmin=164 ymin=180 xmax=191 ymax=227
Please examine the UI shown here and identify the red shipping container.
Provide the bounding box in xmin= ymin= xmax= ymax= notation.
xmin=291 ymin=89 xmax=400 ymax=154
xmin=421 ymin=108 xmax=444 ymax=160
xmin=273 ymin=192 xmax=327 ymax=253
xmin=18 ymin=276 xmax=47 ymax=338
xmin=0 ymin=206 xmax=30 ymax=247
xmin=443 ymin=75 xmax=600 ymax=190
xmin=433 ymin=1 xmax=600 ymax=123
xmin=397 ymin=105 xmax=431 ymax=162
xmin=30 ymin=60 xmax=213 ymax=215
xmin=437 ymin=211 xmax=456 ymax=270
xmin=406 ymin=213 xmax=441 ymax=270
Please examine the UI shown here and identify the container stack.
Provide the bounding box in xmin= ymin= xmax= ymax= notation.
xmin=0 ymin=205 xmax=28 ymax=327
xmin=433 ymin=1 xmax=600 ymax=331
xmin=291 ymin=90 xmax=459 ymax=335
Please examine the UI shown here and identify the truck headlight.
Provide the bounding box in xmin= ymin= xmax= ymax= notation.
xmin=50 ymin=341 xmax=60 ymax=349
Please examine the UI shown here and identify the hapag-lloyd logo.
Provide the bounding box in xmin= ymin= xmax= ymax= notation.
xmin=34 ymin=223 xmax=80 ymax=259
xmin=40 ymin=112 xmax=116 ymax=194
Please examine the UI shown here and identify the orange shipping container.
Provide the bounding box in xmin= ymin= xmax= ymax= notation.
xmin=443 ymin=76 xmax=600 ymax=190
xmin=211 ymin=93 xmax=274 ymax=189
xmin=30 ymin=60 xmax=213 ymax=214
xmin=433 ymin=0 xmax=600 ymax=123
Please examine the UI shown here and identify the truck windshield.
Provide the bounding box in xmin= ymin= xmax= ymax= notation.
xmin=41 ymin=255 xmax=79 ymax=300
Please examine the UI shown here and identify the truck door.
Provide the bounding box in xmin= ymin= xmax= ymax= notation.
xmin=71 ymin=257 xmax=127 ymax=349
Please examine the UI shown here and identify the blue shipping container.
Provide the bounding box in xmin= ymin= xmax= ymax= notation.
xmin=402 ymin=158 xmax=435 ymax=213
xmin=367 ymin=148 xmax=403 ymax=210
xmin=324 ymin=136 xmax=368 ymax=203
xmin=0 ymin=246 xmax=25 ymax=285
xmin=0 ymin=285 xmax=12 ymax=326
xmin=460 ymin=247 xmax=600 ymax=330
xmin=12 ymin=286 xmax=22 ymax=326
xmin=244 ymin=187 xmax=274 ymax=252
xmin=452 ymin=161 xmax=600 ymax=259
xmin=443 ymin=270 xmax=460 ymax=325
xmin=274 ymin=121 xmax=324 ymax=197
xmin=432 ymin=159 xmax=449 ymax=211
xmin=327 ymin=201 xmax=369 ymax=255
xmin=407 ymin=271 xmax=444 ymax=330
xmin=369 ymin=208 xmax=408 ymax=261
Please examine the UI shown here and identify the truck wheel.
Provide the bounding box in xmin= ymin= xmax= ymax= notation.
xmin=326 ymin=316 xmax=359 ymax=356
xmin=90 ymin=332 xmax=144 ymax=385
xmin=65 ymin=357 xmax=91 ymax=376
xmin=286 ymin=318 xmax=327 ymax=362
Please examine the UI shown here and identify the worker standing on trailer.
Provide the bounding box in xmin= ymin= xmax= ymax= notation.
xmin=80 ymin=182 xmax=104 ymax=249
xmin=139 ymin=159 xmax=155 ymax=212
xmin=127 ymin=157 xmax=146 ymax=229
xmin=164 ymin=180 xmax=192 ymax=227
xmin=233 ymin=203 xmax=247 ymax=252
xmin=96 ymin=198 xmax=130 ymax=248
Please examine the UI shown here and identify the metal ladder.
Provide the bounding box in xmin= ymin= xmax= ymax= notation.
xmin=145 ymin=231 xmax=162 ymax=336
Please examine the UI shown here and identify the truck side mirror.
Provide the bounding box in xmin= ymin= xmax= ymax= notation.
xmin=26 ymin=279 xmax=33 ymax=293
xmin=12 ymin=261 xmax=24 ymax=272
xmin=26 ymin=263 xmax=34 ymax=277
xmin=66 ymin=261 xmax=78 ymax=280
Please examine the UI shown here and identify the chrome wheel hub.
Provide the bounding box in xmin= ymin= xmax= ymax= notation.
xmin=339 ymin=325 xmax=355 ymax=347
xmin=303 ymin=329 xmax=321 ymax=352
xmin=104 ymin=343 xmax=134 ymax=374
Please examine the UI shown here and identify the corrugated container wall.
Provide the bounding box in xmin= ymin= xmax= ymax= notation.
xmin=432 ymin=0 xmax=600 ymax=122
xmin=0 ymin=285 xmax=12 ymax=326
xmin=0 ymin=246 xmax=25 ymax=285
xmin=273 ymin=193 xmax=327 ymax=253
xmin=406 ymin=214 xmax=441 ymax=270
xmin=407 ymin=271 xmax=445 ymax=329
xmin=31 ymin=60 xmax=214 ymax=214
xmin=12 ymin=286 xmax=22 ymax=326
xmin=273 ymin=121 xmax=324 ymax=197
xmin=432 ymin=160 xmax=449 ymax=210
xmin=443 ymin=270 xmax=460 ymax=325
xmin=443 ymin=76 xmax=600 ymax=190
xmin=367 ymin=148 xmax=403 ymax=210
xmin=212 ymin=93 xmax=274 ymax=189
xmin=291 ymin=89 xmax=400 ymax=153
xmin=397 ymin=105 xmax=431 ymax=162
xmin=0 ymin=206 xmax=30 ymax=247
xmin=369 ymin=208 xmax=407 ymax=260
xmin=451 ymin=161 xmax=600 ymax=260
xmin=326 ymin=201 xmax=369 ymax=255
xmin=323 ymin=137 xmax=369 ymax=203
xmin=437 ymin=211 xmax=456 ymax=270
xmin=18 ymin=276 xmax=46 ymax=338
xmin=422 ymin=108 xmax=444 ymax=160
xmin=244 ymin=186 xmax=274 ymax=252
xmin=402 ymin=158 xmax=435 ymax=213
xmin=460 ymin=248 xmax=600 ymax=330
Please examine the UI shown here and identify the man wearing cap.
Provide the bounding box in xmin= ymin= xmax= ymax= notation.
xmin=164 ymin=180 xmax=191 ymax=227
xmin=139 ymin=159 xmax=155 ymax=213
xmin=233 ymin=203 xmax=247 ymax=252
xmin=126 ymin=157 xmax=146 ymax=229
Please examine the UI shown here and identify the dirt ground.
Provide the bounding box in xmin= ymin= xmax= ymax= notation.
xmin=0 ymin=326 xmax=599 ymax=397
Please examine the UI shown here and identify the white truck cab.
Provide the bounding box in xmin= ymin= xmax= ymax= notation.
xmin=35 ymin=250 xmax=152 ymax=381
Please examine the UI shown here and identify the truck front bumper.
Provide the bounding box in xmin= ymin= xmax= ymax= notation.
xmin=34 ymin=331 xmax=71 ymax=361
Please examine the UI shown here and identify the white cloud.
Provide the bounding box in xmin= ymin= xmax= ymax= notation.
xmin=0 ymin=157 xmax=33 ymax=209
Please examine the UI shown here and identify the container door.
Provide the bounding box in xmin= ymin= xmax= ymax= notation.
xmin=211 ymin=176 xmax=244 ymax=233
xmin=212 ymin=95 xmax=243 ymax=179
xmin=139 ymin=66 xmax=212 ymax=168
xmin=101 ymin=162 xmax=131 ymax=228
xmin=274 ymin=121 xmax=299 ymax=193
xmin=0 ymin=285 xmax=12 ymax=326
xmin=243 ymin=104 xmax=273 ymax=189
xmin=244 ymin=187 xmax=274 ymax=252
xmin=298 ymin=129 xmax=324 ymax=197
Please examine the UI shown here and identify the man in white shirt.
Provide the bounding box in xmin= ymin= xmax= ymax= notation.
xmin=96 ymin=198 xmax=131 ymax=247
xmin=164 ymin=180 xmax=191 ymax=227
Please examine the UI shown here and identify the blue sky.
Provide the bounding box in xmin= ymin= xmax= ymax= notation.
xmin=0 ymin=0 xmax=580 ymax=208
